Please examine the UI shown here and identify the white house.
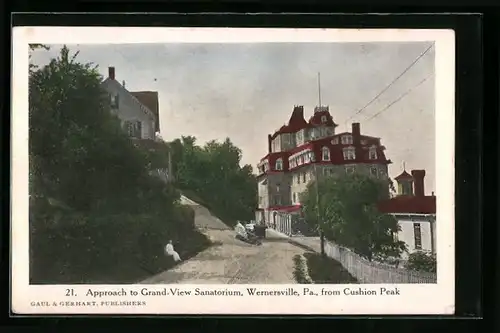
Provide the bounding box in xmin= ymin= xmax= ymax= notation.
xmin=377 ymin=169 xmax=436 ymax=260
xmin=101 ymin=67 xmax=157 ymax=140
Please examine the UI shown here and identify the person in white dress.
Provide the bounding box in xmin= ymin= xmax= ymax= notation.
xmin=165 ymin=240 xmax=181 ymax=262
xmin=235 ymin=221 xmax=248 ymax=240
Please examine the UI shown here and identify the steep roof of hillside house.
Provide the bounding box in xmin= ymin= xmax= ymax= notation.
xmin=131 ymin=91 xmax=160 ymax=132
xmin=101 ymin=67 xmax=156 ymax=121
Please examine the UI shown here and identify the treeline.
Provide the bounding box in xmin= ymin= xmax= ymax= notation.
xmin=168 ymin=136 xmax=258 ymax=227
xmin=29 ymin=45 xmax=210 ymax=284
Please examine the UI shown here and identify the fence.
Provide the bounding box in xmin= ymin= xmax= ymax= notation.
xmin=323 ymin=240 xmax=437 ymax=284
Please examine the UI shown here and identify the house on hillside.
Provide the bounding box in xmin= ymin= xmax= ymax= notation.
xmin=101 ymin=67 xmax=158 ymax=140
xmin=101 ymin=67 xmax=172 ymax=183
xmin=255 ymin=104 xmax=392 ymax=234
xmin=377 ymin=169 xmax=436 ymax=260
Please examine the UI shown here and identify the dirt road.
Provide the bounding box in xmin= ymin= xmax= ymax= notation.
xmin=140 ymin=196 xmax=306 ymax=284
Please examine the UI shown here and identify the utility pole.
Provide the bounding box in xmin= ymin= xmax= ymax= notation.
xmin=316 ymin=72 xmax=326 ymax=256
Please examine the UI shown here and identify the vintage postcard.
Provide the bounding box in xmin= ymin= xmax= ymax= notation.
xmin=11 ymin=27 xmax=455 ymax=315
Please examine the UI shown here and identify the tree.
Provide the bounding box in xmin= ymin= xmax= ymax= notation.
xmin=300 ymin=173 xmax=407 ymax=261
xmin=29 ymin=45 xmax=172 ymax=215
xmin=405 ymin=251 xmax=436 ymax=273
xmin=169 ymin=136 xmax=257 ymax=226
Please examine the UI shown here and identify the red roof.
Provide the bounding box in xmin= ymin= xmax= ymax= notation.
xmin=308 ymin=110 xmax=338 ymax=127
xmin=271 ymin=106 xmax=312 ymax=139
xmin=394 ymin=170 xmax=413 ymax=181
xmin=258 ymin=132 xmax=391 ymax=175
xmin=377 ymin=195 xmax=436 ymax=214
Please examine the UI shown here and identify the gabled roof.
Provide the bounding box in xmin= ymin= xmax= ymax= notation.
xmin=131 ymin=91 xmax=160 ymax=132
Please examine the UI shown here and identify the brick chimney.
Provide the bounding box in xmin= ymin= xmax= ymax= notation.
xmin=108 ymin=67 xmax=115 ymax=80
xmin=411 ymin=170 xmax=426 ymax=197
xmin=267 ymin=134 xmax=272 ymax=153
xmin=352 ymin=123 xmax=361 ymax=160
xmin=352 ymin=123 xmax=361 ymax=144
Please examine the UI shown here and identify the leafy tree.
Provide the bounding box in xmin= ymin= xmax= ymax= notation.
xmin=29 ymin=45 xmax=176 ymax=215
xmin=299 ymin=173 xmax=407 ymax=261
xmin=169 ymin=136 xmax=257 ymax=226
xmin=405 ymin=251 xmax=437 ymax=273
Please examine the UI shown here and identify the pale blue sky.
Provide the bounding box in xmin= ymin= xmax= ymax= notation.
xmin=31 ymin=42 xmax=436 ymax=193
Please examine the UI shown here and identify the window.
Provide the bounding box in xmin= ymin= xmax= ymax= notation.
xmin=370 ymin=167 xmax=378 ymax=177
xmin=322 ymin=147 xmax=330 ymax=161
xmin=297 ymin=174 xmax=301 ymax=184
xmin=273 ymin=195 xmax=282 ymax=206
xmin=320 ymin=127 xmax=326 ymax=137
xmin=321 ymin=115 xmax=327 ymax=123
xmin=369 ymin=147 xmax=378 ymax=160
xmin=341 ymin=135 xmax=353 ymax=145
xmin=110 ymin=94 xmax=119 ymax=109
xmin=401 ymin=181 xmax=413 ymax=195
xmin=135 ymin=121 xmax=142 ymax=139
xmin=275 ymin=158 xmax=283 ymax=171
xmin=124 ymin=121 xmax=134 ymax=137
xmin=345 ymin=166 xmax=355 ymax=174
xmin=331 ymin=138 xmax=339 ymax=145
xmin=292 ymin=193 xmax=296 ymax=203
xmin=302 ymin=172 xmax=306 ymax=183
xmin=413 ymin=223 xmax=422 ymax=250
xmin=343 ymin=147 xmax=356 ymax=160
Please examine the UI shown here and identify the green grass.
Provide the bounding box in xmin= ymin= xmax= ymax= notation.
xmin=303 ymin=252 xmax=358 ymax=284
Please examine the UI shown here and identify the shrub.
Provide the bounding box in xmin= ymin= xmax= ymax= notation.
xmin=405 ymin=251 xmax=437 ymax=273
xmin=292 ymin=254 xmax=312 ymax=284
xmin=29 ymin=204 xmax=210 ymax=284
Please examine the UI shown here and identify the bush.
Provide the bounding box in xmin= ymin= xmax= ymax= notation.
xmin=405 ymin=251 xmax=437 ymax=273
xmin=29 ymin=205 xmax=211 ymax=284
xmin=303 ymin=252 xmax=358 ymax=284
xmin=292 ymin=255 xmax=312 ymax=284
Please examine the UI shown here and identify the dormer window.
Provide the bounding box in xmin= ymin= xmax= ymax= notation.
xmin=341 ymin=135 xmax=353 ymax=145
xmin=343 ymin=147 xmax=356 ymax=160
xmin=331 ymin=138 xmax=339 ymax=145
xmin=369 ymin=147 xmax=378 ymax=160
xmin=321 ymin=115 xmax=327 ymax=123
xmin=322 ymin=147 xmax=330 ymax=161
xmin=275 ymin=158 xmax=283 ymax=171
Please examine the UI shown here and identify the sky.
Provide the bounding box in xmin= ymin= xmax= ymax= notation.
xmin=31 ymin=42 xmax=436 ymax=193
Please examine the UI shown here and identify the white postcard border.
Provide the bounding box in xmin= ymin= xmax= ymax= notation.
xmin=11 ymin=27 xmax=455 ymax=315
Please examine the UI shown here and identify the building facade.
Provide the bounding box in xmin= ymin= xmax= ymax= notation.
xmin=101 ymin=67 xmax=158 ymax=140
xmin=255 ymin=105 xmax=392 ymax=230
xmin=378 ymin=169 xmax=436 ymax=259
